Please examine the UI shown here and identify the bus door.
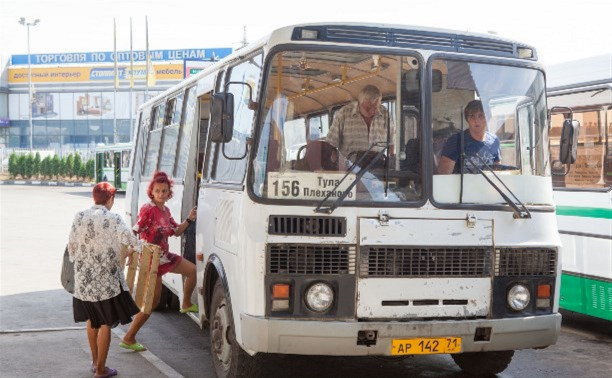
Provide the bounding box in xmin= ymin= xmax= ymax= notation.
xmin=114 ymin=152 xmax=121 ymax=189
xmin=181 ymin=91 xmax=212 ymax=266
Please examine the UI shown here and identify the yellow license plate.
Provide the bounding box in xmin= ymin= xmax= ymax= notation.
xmin=391 ymin=337 xmax=462 ymax=355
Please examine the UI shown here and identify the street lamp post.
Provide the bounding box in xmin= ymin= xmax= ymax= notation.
xmin=18 ymin=17 xmax=40 ymax=152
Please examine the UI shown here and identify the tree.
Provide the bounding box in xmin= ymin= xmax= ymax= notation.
xmin=66 ymin=154 xmax=74 ymax=178
xmin=17 ymin=155 xmax=26 ymax=178
xmin=85 ymin=159 xmax=95 ymax=180
xmin=24 ymin=154 xmax=34 ymax=179
xmin=79 ymin=165 xmax=87 ymax=180
xmin=8 ymin=153 xmax=17 ymax=178
xmin=59 ymin=157 xmax=67 ymax=179
xmin=51 ymin=155 xmax=60 ymax=179
xmin=73 ymin=153 xmax=82 ymax=180
xmin=41 ymin=156 xmax=50 ymax=179
xmin=33 ymin=152 xmax=41 ymax=178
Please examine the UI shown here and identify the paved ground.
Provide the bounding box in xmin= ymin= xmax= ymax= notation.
xmin=0 ymin=185 xmax=178 ymax=377
xmin=1 ymin=185 xmax=611 ymax=378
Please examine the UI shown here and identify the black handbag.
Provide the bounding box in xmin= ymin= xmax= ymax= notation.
xmin=61 ymin=246 xmax=74 ymax=294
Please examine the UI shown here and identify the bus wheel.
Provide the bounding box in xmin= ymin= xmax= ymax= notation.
xmin=451 ymin=350 xmax=514 ymax=376
xmin=209 ymin=280 xmax=265 ymax=378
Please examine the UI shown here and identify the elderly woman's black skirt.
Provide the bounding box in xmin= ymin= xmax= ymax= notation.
xmin=73 ymin=290 xmax=140 ymax=329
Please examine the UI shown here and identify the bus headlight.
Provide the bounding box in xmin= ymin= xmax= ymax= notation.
xmin=507 ymin=284 xmax=530 ymax=311
xmin=305 ymin=283 xmax=334 ymax=312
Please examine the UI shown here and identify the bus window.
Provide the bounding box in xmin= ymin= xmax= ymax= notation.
xmin=171 ymin=93 xmax=184 ymax=125
xmin=175 ymin=86 xmax=198 ymax=179
xmin=104 ymin=151 xmax=114 ymax=168
xmin=606 ymin=109 xmax=612 ymax=185
xmin=155 ymin=102 xmax=166 ymax=128
xmin=197 ymin=94 xmax=212 ymax=182
xmin=130 ymin=112 xmax=143 ymax=177
xmin=550 ymin=109 xmax=606 ymax=189
xmin=122 ymin=150 xmax=130 ymax=169
xmin=252 ymin=52 xmax=421 ymax=201
xmin=284 ymin=117 xmax=307 ymax=162
xmin=159 ymin=93 xmax=184 ymax=175
xmin=143 ymin=104 xmax=164 ymax=177
xmin=308 ymin=113 xmax=329 ymax=140
xmin=212 ymin=52 xmax=263 ymax=183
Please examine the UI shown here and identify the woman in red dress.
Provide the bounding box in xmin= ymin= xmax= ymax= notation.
xmin=120 ymin=171 xmax=198 ymax=351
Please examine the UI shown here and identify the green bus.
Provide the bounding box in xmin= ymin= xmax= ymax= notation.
xmin=94 ymin=143 xmax=132 ymax=191
xmin=547 ymin=56 xmax=611 ymax=321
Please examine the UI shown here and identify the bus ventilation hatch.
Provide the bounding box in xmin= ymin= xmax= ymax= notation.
xmin=268 ymin=215 xmax=346 ymax=236
xmin=292 ymin=26 xmax=524 ymax=59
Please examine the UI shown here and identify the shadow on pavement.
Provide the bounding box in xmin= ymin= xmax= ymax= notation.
xmin=0 ymin=289 xmax=75 ymax=331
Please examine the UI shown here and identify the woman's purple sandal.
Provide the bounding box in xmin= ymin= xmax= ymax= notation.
xmin=94 ymin=366 xmax=117 ymax=378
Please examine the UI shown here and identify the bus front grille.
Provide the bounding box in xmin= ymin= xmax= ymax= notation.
xmin=360 ymin=246 xmax=491 ymax=277
xmin=495 ymin=248 xmax=557 ymax=276
xmin=267 ymin=244 xmax=356 ymax=275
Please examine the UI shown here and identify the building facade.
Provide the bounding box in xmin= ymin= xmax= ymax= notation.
xmin=0 ymin=48 xmax=231 ymax=155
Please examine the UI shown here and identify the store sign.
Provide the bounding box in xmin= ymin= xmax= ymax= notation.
xmin=10 ymin=48 xmax=232 ymax=65
xmin=0 ymin=118 xmax=10 ymax=127
xmin=8 ymin=64 xmax=184 ymax=84
xmin=184 ymin=60 xmax=213 ymax=78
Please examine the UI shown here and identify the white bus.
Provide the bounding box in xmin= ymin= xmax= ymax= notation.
xmin=95 ymin=142 xmax=132 ymax=191
xmin=547 ymin=65 xmax=611 ymax=321
xmin=126 ymin=23 xmax=570 ymax=377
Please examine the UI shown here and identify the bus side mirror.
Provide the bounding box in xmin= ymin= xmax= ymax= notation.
xmin=210 ymin=92 xmax=234 ymax=143
xmin=559 ymin=119 xmax=579 ymax=164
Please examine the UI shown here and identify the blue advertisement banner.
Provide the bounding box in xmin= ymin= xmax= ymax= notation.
xmin=11 ymin=48 xmax=232 ymax=65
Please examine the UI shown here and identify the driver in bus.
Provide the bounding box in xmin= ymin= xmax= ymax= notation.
xmin=437 ymin=99 xmax=501 ymax=174
xmin=326 ymin=84 xmax=394 ymax=165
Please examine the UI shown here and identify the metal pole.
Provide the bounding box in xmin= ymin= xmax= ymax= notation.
xmin=113 ymin=18 xmax=118 ymax=144
xmin=129 ymin=17 xmax=134 ymax=141
xmin=145 ymin=16 xmax=149 ymax=99
xmin=27 ymin=24 xmax=32 ymax=152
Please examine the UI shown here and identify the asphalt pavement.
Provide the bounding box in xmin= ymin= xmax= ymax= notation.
xmin=0 ymin=185 xmax=184 ymax=378
xmin=2 ymin=184 xmax=611 ymax=378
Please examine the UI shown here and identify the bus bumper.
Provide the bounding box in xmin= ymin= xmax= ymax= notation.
xmin=240 ymin=313 xmax=561 ymax=356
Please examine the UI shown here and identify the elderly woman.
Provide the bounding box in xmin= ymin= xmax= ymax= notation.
xmin=68 ymin=182 xmax=141 ymax=378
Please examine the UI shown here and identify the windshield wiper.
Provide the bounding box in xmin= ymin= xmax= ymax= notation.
xmin=314 ymin=142 xmax=387 ymax=214
xmin=463 ymin=154 xmax=531 ymax=219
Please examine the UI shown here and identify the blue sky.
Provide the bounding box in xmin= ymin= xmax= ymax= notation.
xmin=1 ymin=0 xmax=611 ymax=69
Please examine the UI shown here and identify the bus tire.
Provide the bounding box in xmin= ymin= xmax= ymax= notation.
xmin=451 ymin=350 xmax=514 ymax=376
xmin=209 ymin=280 xmax=265 ymax=378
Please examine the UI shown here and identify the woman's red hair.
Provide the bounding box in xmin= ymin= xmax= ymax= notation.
xmin=93 ymin=182 xmax=116 ymax=205
xmin=147 ymin=171 xmax=173 ymax=200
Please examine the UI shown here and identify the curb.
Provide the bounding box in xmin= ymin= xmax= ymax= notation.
xmin=0 ymin=180 xmax=94 ymax=187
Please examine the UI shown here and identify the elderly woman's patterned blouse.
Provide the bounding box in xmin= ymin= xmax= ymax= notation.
xmin=68 ymin=205 xmax=140 ymax=302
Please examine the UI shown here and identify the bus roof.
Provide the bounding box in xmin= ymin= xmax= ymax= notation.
xmin=137 ymin=23 xmax=538 ymax=112
xmin=546 ymin=53 xmax=612 ymax=92
xmin=94 ymin=142 xmax=133 ymax=152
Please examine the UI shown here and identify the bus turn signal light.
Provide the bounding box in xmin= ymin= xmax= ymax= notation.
xmin=536 ymin=284 xmax=551 ymax=308
xmin=537 ymin=284 xmax=551 ymax=298
xmin=272 ymin=284 xmax=290 ymax=299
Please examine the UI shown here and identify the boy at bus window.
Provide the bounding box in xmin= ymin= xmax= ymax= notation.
xmin=326 ymin=84 xmax=394 ymax=161
xmin=437 ymin=99 xmax=500 ymax=174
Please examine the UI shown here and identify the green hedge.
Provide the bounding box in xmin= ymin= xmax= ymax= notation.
xmin=6 ymin=152 xmax=94 ymax=182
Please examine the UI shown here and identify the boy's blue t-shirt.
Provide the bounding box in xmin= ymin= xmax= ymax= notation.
xmin=441 ymin=130 xmax=500 ymax=173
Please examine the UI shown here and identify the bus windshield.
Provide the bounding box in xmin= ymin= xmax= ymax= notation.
xmin=431 ymin=59 xmax=552 ymax=206
xmin=251 ymin=50 xmax=423 ymax=205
